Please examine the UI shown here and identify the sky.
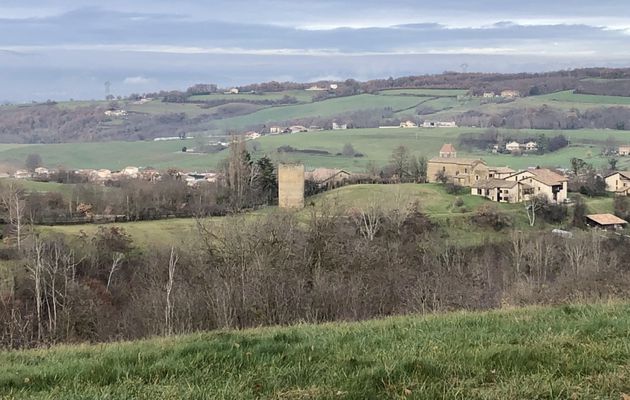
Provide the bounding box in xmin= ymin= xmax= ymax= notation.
xmin=1 ymin=0 xmax=630 ymax=102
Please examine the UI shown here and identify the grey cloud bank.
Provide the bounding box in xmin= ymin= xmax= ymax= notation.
xmin=1 ymin=1 xmax=630 ymax=101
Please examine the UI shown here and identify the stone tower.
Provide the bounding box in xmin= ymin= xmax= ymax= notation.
xmin=278 ymin=163 xmax=305 ymax=209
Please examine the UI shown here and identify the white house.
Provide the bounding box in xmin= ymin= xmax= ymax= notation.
xmin=104 ymin=110 xmax=128 ymax=117
xmin=619 ymin=145 xmax=630 ymax=156
xmin=400 ymin=120 xmax=418 ymax=128
xmin=505 ymin=141 xmax=521 ymax=152
xmin=332 ymin=122 xmax=348 ymax=130
xmin=244 ymin=131 xmax=261 ymax=140
xmin=269 ymin=126 xmax=284 ymax=134
xmin=330 ymin=84 xmax=338 ymax=90
xmin=604 ymin=171 xmax=630 ymax=196
xmin=483 ymin=92 xmax=495 ymax=98
xmin=525 ymin=141 xmax=538 ymax=152
xmin=422 ymin=121 xmax=457 ymax=128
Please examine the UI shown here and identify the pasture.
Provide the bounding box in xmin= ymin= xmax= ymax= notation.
xmin=1 ymin=303 xmax=629 ymax=399
xmin=0 ymin=127 xmax=627 ymax=172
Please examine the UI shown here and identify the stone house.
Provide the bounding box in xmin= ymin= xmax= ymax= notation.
xmin=604 ymin=171 xmax=630 ymax=195
xmin=504 ymin=168 xmax=568 ymax=203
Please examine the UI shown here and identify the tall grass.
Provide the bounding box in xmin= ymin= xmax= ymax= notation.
xmin=1 ymin=303 xmax=629 ymax=399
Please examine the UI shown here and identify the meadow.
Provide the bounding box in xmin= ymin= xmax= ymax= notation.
xmin=1 ymin=303 xmax=629 ymax=399
xmin=0 ymin=126 xmax=628 ymax=173
xmin=40 ymin=183 xmax=613 ymax=249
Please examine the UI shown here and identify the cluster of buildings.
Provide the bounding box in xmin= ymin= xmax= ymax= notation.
xmin=495 ymin=141 xmax=538 ymax=153
xmin=8 ymin=166 xmax=218 ymax=187
xmin=104 ymin=109 xmax=128 ymax=117
xmin=482 ymin=90 xmax=521 ymax=99
xmin=428 ymin=144 xmax=568 ymax=204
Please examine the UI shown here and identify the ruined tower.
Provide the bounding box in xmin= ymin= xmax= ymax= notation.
xmin=278 ymin=163 xmax=305 ymax=209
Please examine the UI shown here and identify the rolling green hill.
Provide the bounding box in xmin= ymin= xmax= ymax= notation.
xmin=1 ymin=303 xmax=629 ymax=399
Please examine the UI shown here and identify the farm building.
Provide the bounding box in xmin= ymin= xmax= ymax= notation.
xmin=305 ymin=168 xmax=352 ymax=188
xmin=483 ymin=92 xmax=495 ymax=98
xmin=619 ymin=145 xmax=630 ymax=156
xmin=604 ymin=171 xmax=630 ymax=195
xmin=585 ymin=214 xmax=628 ymax=230
xmin=332 ymin=122 xmax=348 ymax=130
xmin=399 ymin=121 xmax=418 ymax=128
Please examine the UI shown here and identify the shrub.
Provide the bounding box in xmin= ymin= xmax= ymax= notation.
xmin=471 ymin=204 xmax=512 ymax=230
xmin=445 ymin=183 xmax=467 ymax=195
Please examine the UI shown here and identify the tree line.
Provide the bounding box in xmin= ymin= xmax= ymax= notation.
xmin=2 ymin=198 xmax=630 ymax=349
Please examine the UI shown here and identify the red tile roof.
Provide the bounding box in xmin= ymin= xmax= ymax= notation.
xmin=439 ymin=143 xmax=456 ymax=153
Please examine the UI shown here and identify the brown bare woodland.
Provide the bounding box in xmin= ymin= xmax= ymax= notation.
xmin=1 ymin=203 xmax=629 ymax=349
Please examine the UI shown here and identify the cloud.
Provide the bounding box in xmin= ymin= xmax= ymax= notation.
xmin=123 ymin=76 xmax=152 ymax=85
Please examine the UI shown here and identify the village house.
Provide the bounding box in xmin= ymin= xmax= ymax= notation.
xmin=13 ymin=169 xmax=32 ymax=179
xmin=483 ymin=92 xmax=496 ymax=98
xmin=305 ymin=168 xmax=352 ymax=188
xmin=288 ymin=125 xmax=308 ymax=134
xmin=422 ymin=121 xmax=457 ymax=128
xmin=330 ymin=84 xmax=338 ymax=90
xmin=490 ymin=166 xmax=516 ymax=179
xmin=269 ymin=126 xmax=284 ymax=134
xmin=500 ymin=90 xmax=521 ymax=98
xmin=227 ymin=88 xmax=239 ymax=94
xmin=305 ymin=85 xmax=326 ymax=91
xmin=604 ymin=171 xmax=630 ymax=195
xmin=34 ymin=167 xmax=50 ymax=176
xmin=399 ymin=120 xmax=418 ymax=128
xmin=505 ymin=141 xmax=521 ymax=152
xmin=332 ymin=122 xmax=348 ymax=130
xmin=586 ymin=214 xmax=628 ymax=230
xmin=504 ymin=168 xmax=568 ymax=203
xmin=121 ymin=166 xmax=140 ymax=178
xmin=525 ymin=141 xmax=538 ymax=152
xmin=619 ymin=145 xmax=630 ymax=156
xmin=243 ymin=131 xmax=261 ymax=140
xmin=471 ymin=179 xmax=534 ymax=203
xmin=104 ymin=109 xmax=128 ymax=117
xmin=429 ymin=144 xmax=513 ymax=186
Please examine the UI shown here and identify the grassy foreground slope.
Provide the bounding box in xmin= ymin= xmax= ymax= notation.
xmin=1 ymin=303 xmax=629 ymax=399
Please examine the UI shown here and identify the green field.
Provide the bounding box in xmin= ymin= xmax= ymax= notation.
xmin=212 ymin=94 xmax=427 ymax=131
xmin=188 ymin=90 xmax=316 ymax=103
xmin=379 ymin=88 xmax=468 ymax=97
xmin=1 ymin=127 xmax=628 ymax=173
xmin=2 ymin=303 xmax=629 ymax=399
xmin=43 ymin=183 xmax=612 ymax=248
xmin=536 ymin=91 xmax=630 ymax=106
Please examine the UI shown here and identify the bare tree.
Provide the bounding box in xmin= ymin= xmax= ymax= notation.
xmin=165 ymin=246 xmax=178 ymax=336
xmin=0 ymin=182 xmax=26 ymax=250
xmin=524 ymin=195 xmax=544 ymax=227
xmin=350 ymin=198 xmax=382 ymax=241
xmin=106 ymin=253 xmax=125 ymax=291
xmin=25 ymin=237 xmax=45 ymax=341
